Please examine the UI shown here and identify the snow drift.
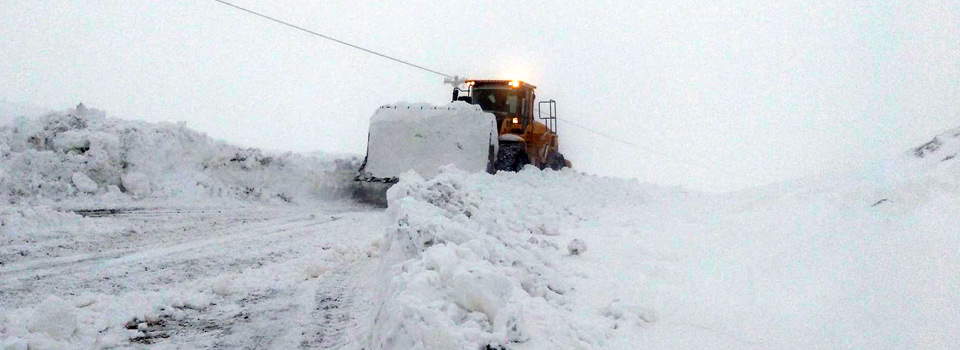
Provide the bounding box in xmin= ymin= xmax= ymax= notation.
xmin=366 ymin=127 xmax=960 ymax=349
xmin=365 ymin=166 xmax=659 ymax=349
xmin=0 ymin=104 xmax=354 ymax=208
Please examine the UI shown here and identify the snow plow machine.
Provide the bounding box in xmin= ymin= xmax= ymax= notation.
xmin=353 ymin=78 xmax=571 ymax=206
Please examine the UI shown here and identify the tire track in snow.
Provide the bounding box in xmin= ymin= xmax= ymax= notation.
xmin=0 ymin=209 xmax=304 ymax=276
xmin=3 ymin=205 xmax=383 ymax=349
xmin=0 ymin=212 xmax=316 ymax=279
xmin=0 ymin=206 xmax=374 ymax=309
xmin=133 ymin=245 xmax=374 ymax=350
xmin=299 ymin=263 xmax=359 ymax=349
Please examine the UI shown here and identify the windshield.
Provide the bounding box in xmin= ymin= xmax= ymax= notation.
xmin=473 ymin=87 xmax=519 ymax=115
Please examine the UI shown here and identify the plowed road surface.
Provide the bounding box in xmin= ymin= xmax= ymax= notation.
xmin=0 ymin=203 xmax=385 ymax=349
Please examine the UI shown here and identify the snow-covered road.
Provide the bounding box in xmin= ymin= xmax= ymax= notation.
xmin=1 ymin=204 xmax=386 ymax=349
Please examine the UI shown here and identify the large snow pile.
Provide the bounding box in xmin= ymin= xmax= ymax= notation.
xmin=365 ymin=166 xmax=664 ymax=349
xmin=361 ymin=102 xmax=497 ymax=180
xmin=366 ymin=127 xmax=959 ymax=349
xmin=0 ymin=104 xmax=351 ymax=208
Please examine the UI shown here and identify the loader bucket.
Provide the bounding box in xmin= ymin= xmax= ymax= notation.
xmin=353 ymin=102 xmax=498 ymax=206
xmin=351 ymin=179 xmax=394 ymax=207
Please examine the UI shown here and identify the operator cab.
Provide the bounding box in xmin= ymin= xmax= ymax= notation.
xmin=452 ymin=80 xmax=536 ymax=135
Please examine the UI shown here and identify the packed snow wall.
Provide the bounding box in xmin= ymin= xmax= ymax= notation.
xmin=364 ymin=166 xmax=657 ymax=350
xmin=361 ymin=102 xmax=497 ymax=180
xmin=0 ymin=104 xmax=354 ymax=208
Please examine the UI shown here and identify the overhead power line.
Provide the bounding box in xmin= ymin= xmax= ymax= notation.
xmin=213 ymin=0 xmax=454 ymax=78
xmin=561 ymin=117 xmax=734 ymax=176
xmin=555 ymin=116 xmax=677 ymax=160
xmin=542 ymin=110 xmax=733 ymax=176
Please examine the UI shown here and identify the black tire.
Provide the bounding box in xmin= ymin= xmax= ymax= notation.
xmin=495 ymin=143 xmax=529 ymax=172
xmin=545 ymin=152 xmax=566 ymax=171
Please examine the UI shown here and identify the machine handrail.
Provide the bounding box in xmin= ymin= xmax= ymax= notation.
xmin=537 ymin=100 xmax=557 ymax=134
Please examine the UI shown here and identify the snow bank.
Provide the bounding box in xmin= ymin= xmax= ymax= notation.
xmin=366 ymin=165 xmax=657 ymax=349
xmin=367 ymin=126 xmax=960 ymax=350
xmin=0 ymin=104 xmax=354 ymax=208
xmin=361 ymin=102 xmax=497 ymax=179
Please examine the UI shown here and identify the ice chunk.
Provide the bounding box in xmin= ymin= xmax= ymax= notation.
xmin=71 ymin=172 xmax=98 ymax=193
xmin=449 ymin=270 xmax=513 ymax=326
xmin=27 ymin=295 xmax=78 ymax=341
xmin=304 ymin=260 xmax=328 ymax=278
xmin=567 ymin=239 xmax=587 ymax=255
xmin=52 ymin=130 xmax=89 ymax=153
xmin=183 ymin=293 xmax=212 ymax=309
xmin=120 ymin=172 xmax=151 ymax=196
xmin=211 ymin=276 xmax=234 ymax=296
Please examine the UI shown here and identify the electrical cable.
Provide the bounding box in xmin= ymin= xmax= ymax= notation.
xmin=213 ymin=0 xmax=454 ymax=78
xmin=555 ymin=116 xmax=678 ymax=160
xmin=536 ymin=109 xmax=732 ymax=176
xmin=560 ymin=116 xmax=737 ymax=176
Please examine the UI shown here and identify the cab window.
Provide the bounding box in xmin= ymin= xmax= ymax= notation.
xmin=473 ymin=87 xmax=519 ymax=115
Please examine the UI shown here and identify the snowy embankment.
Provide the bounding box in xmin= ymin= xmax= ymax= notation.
xmin=366 ymin=128 xmax=960 ymax=349
xmin=0 ymin=104 xmax=360 ymax=235
xmin=364 ymin=166 xmax=676 ymax=349
xmin=0 ymin=103 xmax=356 ymax=208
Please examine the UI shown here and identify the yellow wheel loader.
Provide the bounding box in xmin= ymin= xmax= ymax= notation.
xmin=460 ymin=79 xmax=571 ymax=172
xmin=353 ymin=79 xmax=570 ymax=205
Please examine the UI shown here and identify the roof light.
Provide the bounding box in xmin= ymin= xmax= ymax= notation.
xmin=508 ymin=80 xmax=520 ymax=88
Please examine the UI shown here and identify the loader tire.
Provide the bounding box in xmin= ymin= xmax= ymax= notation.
xmin=546 ymin=152 xmax=566 ymax=171
xmin=496 ymin=143 xmax=528 ymax=172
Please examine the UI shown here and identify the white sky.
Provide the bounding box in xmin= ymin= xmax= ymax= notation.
xmin=2 ymin=1 xmax=958 ymax=192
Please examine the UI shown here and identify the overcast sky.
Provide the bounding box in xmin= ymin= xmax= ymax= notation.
xmin=2 ymin=1 xmax=958 ymax=192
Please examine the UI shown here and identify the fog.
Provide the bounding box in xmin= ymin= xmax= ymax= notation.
xmin=2 ymin=0 xmax=957 ymax=191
